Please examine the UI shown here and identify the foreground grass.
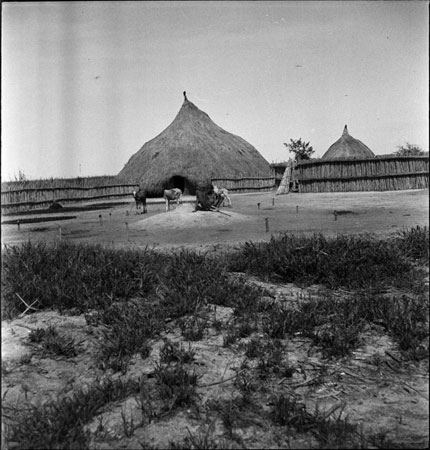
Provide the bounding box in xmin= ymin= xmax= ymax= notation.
xmin=1 ymin=241 xmax=262 ymax=319
xmin=2 ymin=378 xmax=141 ymax=450
xmin=1 ymin=227 xmax=429 ymax=449
xmin=226 ymin=226 xmax=429 ymax=290
xmin=1 ymin=228 xmax=428 ymax=365
xmin=259 ymin=290 xmax=429 ymax=360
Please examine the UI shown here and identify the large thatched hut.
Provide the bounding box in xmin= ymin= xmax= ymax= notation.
xmin=118 ymin=92 xmax=273 ymax=195
xmin=322 ymin=125 xmax=375 ymax=159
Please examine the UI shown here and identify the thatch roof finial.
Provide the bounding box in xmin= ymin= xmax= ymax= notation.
xmin=321 ymin=124 xmax=375 ymax=159
xmin=183 ymin=91 xmax=188 ymax=101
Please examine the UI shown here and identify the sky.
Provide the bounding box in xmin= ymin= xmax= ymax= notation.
xmin=2 ymin=1 xmax=429 ymax=180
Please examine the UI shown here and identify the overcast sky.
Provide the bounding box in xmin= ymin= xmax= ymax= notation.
xmin=2 ymin=1 xmax=428 ymax=180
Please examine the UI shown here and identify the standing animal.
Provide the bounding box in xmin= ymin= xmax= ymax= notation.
xmin=163 ymin=188 xmax=182 ymax=212
xmin=132 ymin=189 xmax=147 ymax=214
xmin=213 ymin=185 xmax=232 ymax=207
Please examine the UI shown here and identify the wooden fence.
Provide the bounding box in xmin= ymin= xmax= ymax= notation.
xmin=211 ymin=177 xmax=275 ymax=192
xmin=271 ymin=163 xmax=290 ymax=184
xmin=1 ymin=184 xmax=139 ymax=214
xmin=2 ymin=176 xmax=276 ymax=213
xmin=295 ymin=156 xmax=429 ymax=193
xmin=1 ymin=175 xmax=119 ymax=192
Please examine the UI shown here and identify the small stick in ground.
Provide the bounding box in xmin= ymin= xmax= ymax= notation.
xmin=16 ymin=294 xmax=39 ymax=317
xmin=209 ymin=206 xmax=231 ymax=217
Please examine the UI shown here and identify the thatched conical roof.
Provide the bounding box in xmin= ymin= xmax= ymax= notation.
xmin=322 ymin=125 xmax=375 ymax=160
xmin=118 ymin=92 xmax=273 ymax=195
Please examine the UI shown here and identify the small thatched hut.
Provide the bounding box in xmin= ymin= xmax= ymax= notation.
xmin=117 ymin=92 xmax=273 ymax=195
xmin=322 ymin=125 xmax=375 ymax=160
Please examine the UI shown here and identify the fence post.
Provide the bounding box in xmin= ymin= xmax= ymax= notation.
xmin=272 ymin=198 xmax=274 ymax=206
xmin=296 ymin=205 xmax=299 ymax=214
xmin=257 ymin=203 xmax=260 ymax=210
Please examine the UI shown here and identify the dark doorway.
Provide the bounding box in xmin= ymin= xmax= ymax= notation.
xmin=171 ymin=176 xmax=185 ymax=192
xmin=166 ymin=176 xmax=196 ymax=195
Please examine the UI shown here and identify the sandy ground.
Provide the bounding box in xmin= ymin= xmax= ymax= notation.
xmin=2 ymin=189 xmax=429 ymax=251
xmin=1 ymin=189 xmax=429 ymax=448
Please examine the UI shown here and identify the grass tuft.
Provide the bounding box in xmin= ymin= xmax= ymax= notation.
xmin=28 ymin=324 xmax=77 ymax=357
xmin=160 ymin=339 xmax=196 ymax=364
xmin=271 ymin=394 xmax=359 ymax=447
xmin=2 ymin=377 xmax=140 ymax=449
xmin=154 ymin=362 xmax=199 ymax=410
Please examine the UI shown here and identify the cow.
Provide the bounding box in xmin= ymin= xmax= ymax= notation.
xmin=213 ymin=185 xmax=232 ymax=207
xmin=163 ymin=188 xmax=182 ymax=212
xmin=132 ymin=189 xmax=147 ymax=214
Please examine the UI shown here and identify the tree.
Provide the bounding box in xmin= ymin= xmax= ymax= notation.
xmin=394 ymin=142 xmax=424 ymax=156
xmin=284 ymin=138 xmax=314 ymax=161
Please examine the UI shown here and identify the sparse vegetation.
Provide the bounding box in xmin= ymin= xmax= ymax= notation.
xmin=154 ymin=361 xmax=199 ymax=410
xmin=28 ymin=324 xmax=77 ymax=357
xmin=170 ymin=423 xmax=225 ymax=449
xmin=93 ymin=298 xmax=161 ymax=372
xmin=2 ymin=377 xmax=140 ymax=449
xmin=160 ymin=339 xmax=196 ymax=364
xmin=1 ymin=226 xmax=428 ymax=449
xmin=179 ymin=315 xmax=209 ymax=341
xmin=270 ymin=395 xmax=360 ymax=447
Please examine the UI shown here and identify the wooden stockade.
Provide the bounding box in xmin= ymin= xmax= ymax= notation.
xmin=299 ymin=173 xmax=429 ymax=193
xmin=1 ymin=175 xmax=119 ymax=192
xmin=272 ymin=156 xmax=429 ymax=193
xmin=211 ymin=177 xmax=275 ymax=192
xmin=2 ymin=176 xmax=276 ymax=213
xmin=1 ymin=183 xmax=139 ymax=214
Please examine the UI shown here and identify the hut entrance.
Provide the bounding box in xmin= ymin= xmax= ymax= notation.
xmin=168 ymin=176 xmax=196 ymax=195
